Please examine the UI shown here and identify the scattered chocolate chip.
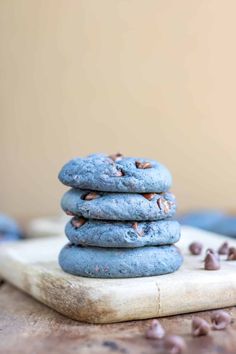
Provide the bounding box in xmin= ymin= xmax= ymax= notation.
xmin=157 ymin=197 xmax=170 ymax=213
xmin=116 ymin=169 xmax=124 ymax=177
xmin=164 ymin=335 xmax=186 ymax=354
xmin=66 ymin=210 xmax=75 ymax=216
xmin=71 ymin=217 xmax=86 ymax=228
xmin=143 ymin=193 xmax=156 ymax=201
xmin=192 ymin=316 xmax=210 ymax=336
xmin=135 ymin=161 xmax=152 ymax=169
xmin=205 ymin=248 xmax=220 ymax=261
xmin=84 ymin=192 xmax=100 ymax=201
xmin=132 ymin=222 xmax=144 ymax=237
xmin=204 ymin=252 xmax=220 ymax=270
xmin=109 ymin=153 xmax=123 ymax=162
xmin=146 ymin=319 xmax=165 ymax=339
xmin=211 ymin=310 xmax=232 ymax=330
xmin=218 ymin=242 xmax=229 ymax=255
xmin=189 ymin=242 xmax=203 ymax=255
xmin=227 ymin=247 xmax=236 ymax=260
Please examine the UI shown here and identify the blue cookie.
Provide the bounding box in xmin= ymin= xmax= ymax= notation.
xmin=58 ymin=153 xmax=172 ymax=193
xmin=65 ymin=218 xmax=181 ymax=248
xmin=0 ymin=213 xmax=22 ymax=242
xmin=59 ymin=244 xmax=183 ymax=278
xmin=61 ymin=189 xmax=176 ymax=221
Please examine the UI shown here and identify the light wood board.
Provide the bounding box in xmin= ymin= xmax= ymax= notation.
xmin=0 ymin=226 xmax=236 ymax=324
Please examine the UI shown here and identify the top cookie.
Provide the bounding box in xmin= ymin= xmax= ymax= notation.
xmin=58 ymin=153 xmax=172 ymax=193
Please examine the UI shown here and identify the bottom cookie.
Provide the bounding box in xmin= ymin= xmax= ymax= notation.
xmin=58 ymin=244 xmax=183 ymax=278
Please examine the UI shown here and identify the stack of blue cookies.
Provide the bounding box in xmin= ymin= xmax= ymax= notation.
xmin=58 ymin=153 xmax=183 ymax=278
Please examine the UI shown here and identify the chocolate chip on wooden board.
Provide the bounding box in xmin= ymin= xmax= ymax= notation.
xmin=192 ymin=317 xmax=210 ymax=336
xmin=218 ymin=242 xmax=229 ymax=255
xmin=84 ymin=192 xmax=101 ymax=201
xmin=164 ymin=335 xmax=186 ymax=354
xmin=227 ymin=247 xmax=236 ymax=260
xmin=205 ymin=248 xmax=220 ymax=261
xmin=211 ymin=310 xmax=232 ymax=330
xmin=145 ymin=319 xmax=165 ymax=339
xmin=204 ymin=252 xmax=220 ymax=270
xmin=135 ymin=161 xmax=152 ymax=169
xmin=189 ymin=242 xmax=203 ymax=255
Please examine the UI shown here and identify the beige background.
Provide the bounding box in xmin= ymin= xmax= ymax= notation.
xmin=1 ymin=0 xmax=236 ymax=219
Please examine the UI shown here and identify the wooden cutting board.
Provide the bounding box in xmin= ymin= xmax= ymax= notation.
xmin=0 ymin=226 xmax=236 ymax=324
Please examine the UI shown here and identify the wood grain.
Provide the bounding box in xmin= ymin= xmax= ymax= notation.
xmin=1 ymin=283 xmax=236 ymax=354
xmin=0 ymin=226 xmax=236 ymax=323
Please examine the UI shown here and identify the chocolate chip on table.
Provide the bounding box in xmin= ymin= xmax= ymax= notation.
xmin=135 ymin=161 xmax=152 ymax=169
xmin=218 ymin=242 xmax=229 ymax=255
xmin=211 ymin=310 xmax=232 ymax=330
xmin=192 ymin=316 xmax=210 ymax=336
xmin=71 ymin=217 xmax=86 ymax=228
xmin=132 ymin=222 xmax=144 ymax=237
xmin=143 ymin=193 xmax=156 ymax=201
xmin=109 ymin=153 xmax=123 ymax=162
xmin=164 ymin=335 xmax=186 ymax=354
xmin=157 ymin=197 xmax=170 ymax=213
xmin=146 ymin=319 xmax=165 ymax=339
xmin=204 ymin=252 xmax=220 ymax=270
xmin=227 ymin=247 xmax=236 ymax=260
xmin=84 ymin=192 xmax=101 ymax=201
xmin=189 ymin=242 xmax=203 ymax=255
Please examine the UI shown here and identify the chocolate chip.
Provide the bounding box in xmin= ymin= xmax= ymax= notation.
xmin=84 ymin=192 xmax=100 ymax=201
xmin=211 ymin=310 xmax=232 ymax=330
xmin=146 ymin=319 xmax=165 ymax=339
xmin=143 ymin=193 xmax=156 ymax=201
xmin=189 ymin=242 xmax=203 ymax=255
xmin=218 ymin=242 xmax=229 ymax=255
xmin=116 ymin=169 xmax=124 ymax=177
xmin=109 ymin=153 xmax=123 ymax=162
xmin=132 ymin=222 xmax=144 ymax=237
xmin=205 ymin=248 xmax=220 ymax=261
xmin=227 ymin=247 xmax=236 ymax=260
xmin=192 ymin=317 xmax=210 ymax=336
xmin=71 ymin=217 xmax=86 ymax=228
xmin=135 ymin=161 xmax=152 ymax=169
xmin=164 ymin=335 xmax=186 ymax=354
xmin=66 ymin=210 xmax=76 ymax=216
xmin=204 ymin=252 xmax=220 ymax=270
xmin=157 ymin=197 xmax=170 ymax=213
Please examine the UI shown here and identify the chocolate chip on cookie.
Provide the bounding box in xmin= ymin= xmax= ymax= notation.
xmin=66 ymin=210 xmax=76 ymax=216
xmin=157 ymin=197 xmax=170 ymax=213
xmin=116 ymin=169 xmax=124 ymax=177
xmin=132 ymin=222 xmax=144 ymax=237
xmin=142 ymin=193 xmax=156 ymax=201
xmin=109 ymin=153 xmax=123 ymax=162
xmin=84 ymin=192 xmax=101 ymax=201
xmin=71 ymin=217 xmax=86 ymax=228
xmin=135 ymin=161 xmax=152 ymax=169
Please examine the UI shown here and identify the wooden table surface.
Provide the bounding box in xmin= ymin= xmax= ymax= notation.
xmin=1 ymin=282 xmax=236 ymax=354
